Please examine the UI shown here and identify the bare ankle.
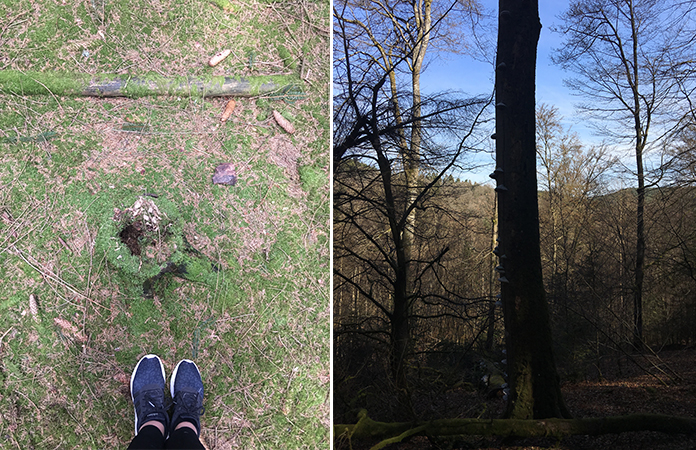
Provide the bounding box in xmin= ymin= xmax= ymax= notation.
xmin=139 ymin=420 xmax=165 ymax=436
xmin=174 ymin=421 xmax=198 ymax=434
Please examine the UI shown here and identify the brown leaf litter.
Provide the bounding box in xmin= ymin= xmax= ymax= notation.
xmin=267 ymin=135 xmax=304 ymax=198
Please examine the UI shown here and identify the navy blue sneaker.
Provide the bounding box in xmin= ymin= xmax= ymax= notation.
xmin=170 ymin=359 xmax=205 ymax=436
xmin=130 ymin=354 xmax=170 ymax=435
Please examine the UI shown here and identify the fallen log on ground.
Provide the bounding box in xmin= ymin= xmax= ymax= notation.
xmin=335 ymin=410 xmax=696 ymax=449
xmin=0 ymin=70 xmax=300 ymax=98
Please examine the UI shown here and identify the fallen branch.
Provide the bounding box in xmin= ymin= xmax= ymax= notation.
xmin=336 ymin=410 xmax=696 ymax=448
xmin=0 ymin=70 xmax=301 ymax=98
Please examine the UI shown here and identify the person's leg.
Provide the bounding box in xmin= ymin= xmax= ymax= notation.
xmin=164 ymin=423 xmax=205 ymax=450
xmin=128 ymin=354 xmax=170 ymax=450
xmin=127 ymin=424 xmax=166 ymax=450
xmin=165 ymin=359 xmax=205 ymax=450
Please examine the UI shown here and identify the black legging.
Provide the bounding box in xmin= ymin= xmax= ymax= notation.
xmin=127 ymin=425 xmax=205 ymax=450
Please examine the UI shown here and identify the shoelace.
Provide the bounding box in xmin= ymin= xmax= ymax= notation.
xmin=137 ymin=390 xmax=170 ymax=414
xmin=175 ymin=391 xmax=205 ymax=417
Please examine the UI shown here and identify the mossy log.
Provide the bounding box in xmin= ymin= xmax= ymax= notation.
xmin=0 ymin=70 xmax=299 ymax=98
xmin=336 ymin=410 xmax=696 ymax=448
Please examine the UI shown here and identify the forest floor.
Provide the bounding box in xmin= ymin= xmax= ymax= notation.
xmin=0 ymin=0 xmax=329 ymax=448
xmin=342 ymin=348 xmax=696 ymax=450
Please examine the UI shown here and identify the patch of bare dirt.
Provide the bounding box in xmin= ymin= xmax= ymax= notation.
xmin=267 ymin=134 xmax=304 ymax=199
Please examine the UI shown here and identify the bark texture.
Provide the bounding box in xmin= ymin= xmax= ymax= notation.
xmin=494 ymin=0 xmax=570 ymax=419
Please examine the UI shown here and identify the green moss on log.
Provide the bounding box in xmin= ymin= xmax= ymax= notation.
xmin=0 ymin=70 xmax=88 ymax=96
xmin=0 ymin=70 xmax=300 ymax=98
xmin=336 ymin=410 xmax=696 ymax=448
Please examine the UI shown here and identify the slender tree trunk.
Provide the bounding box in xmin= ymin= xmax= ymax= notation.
xmin=368 ymin=113 xmax=414 ymax=417
xmin=634 ymin=148 xmax=645 ymax=350
xmin=628 ymin=0 xmax=645 ymax=350
xmin=391 ymin=269 xmax=411 ymax=412
xmin=485 ymin=195 xmax=498 ymax=351
xmin=494 ymin=0 xmax=571 ymax=419
xmin=386 ymin=0 xmax=433 ymax=415
xmin=386 ymin=64 xmax=413 ymax=405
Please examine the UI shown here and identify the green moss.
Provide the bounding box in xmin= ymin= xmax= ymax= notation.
xmin=0 ymin=70 xmax=88 ymax=96
xmin=0 ymin=71 xmax=300 ymax=98
xmin=0 ymin=293 xmax=22 ymax=311
xmin=94 ymin=194 xmax=223 ymax=297
xmin=128 ymin=297 xmax=163 ymax=335
xmin=172 ymin=253 xmax=218 ymax=283
xmin=208 ymin=0 xmax=235 ymax=12
xmin=0 ymin=0 xmax=329 ymax=447
xmin=277 ymin=45 xmax=296 ymax=70
xmin=299 ymin=165 xmax=326 ymax=200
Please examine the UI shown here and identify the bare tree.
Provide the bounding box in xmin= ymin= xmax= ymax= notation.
xmin=666 ymin=123 xmax=696 ymax=184
xmin=333 ymin=0 xmax=490 ymax=417
xmin=552 ymin=0 xmax=696 ymax=348
xmin=536 ymin=104 xmax=616 ymax=310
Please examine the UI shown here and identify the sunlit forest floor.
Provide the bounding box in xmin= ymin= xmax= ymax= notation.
xmin=347 ymin=348 xmax=696 ymax=450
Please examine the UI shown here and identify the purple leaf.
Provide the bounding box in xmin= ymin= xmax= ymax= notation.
xmin=212 ymin=163 xmax=237 ymax=186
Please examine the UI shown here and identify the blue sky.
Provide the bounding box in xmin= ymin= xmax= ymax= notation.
xmin=423 ymin=0 xmax=583 ymax=125
xmin=419 ymin=0 xmax=600 ymax=183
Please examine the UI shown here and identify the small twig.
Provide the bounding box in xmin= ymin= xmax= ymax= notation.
xmin=0 ymin=11 xmax=30 ymax=45
xmin=280 ymin=366 xmax=300 ymax=414
xmin=43 ymin=272 xmax=85 ymax=311
xmin=24 ymin=72 xmax=66 ymax=115
xmin=11 ymin=245 xmax=108 ymax=312
xmin=271 ymin=0 xmax=329 ymax=36
xmin=15 ymin=389 xmax=41 ymax=420
xmin=0 ymin=326 xmax=13 ymax=346
xmin=239 ymin=283 xmax=287 ymax=340
xmin=285 ymin=366 xmax=298 ymax=392
xmin=84 ymin=220 xmax=94 ymax=298
xmin=65 ymin=407 xmax=96 ymax=447
xmin=0 ymin=197 xmax=41 ymax=252
xmin=250 ymin=340 xmax=283 ymax=372
xmin=57 ymin=236 xmax=73 ymax=254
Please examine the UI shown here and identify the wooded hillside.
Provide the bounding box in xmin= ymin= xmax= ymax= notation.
xmin=334 ymin=171 xmax=696 ymax=443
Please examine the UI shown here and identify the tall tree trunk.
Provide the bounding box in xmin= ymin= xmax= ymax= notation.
xmin=494 ymin=0 xmax=571 ymax=419
xmin=629 ymin=0 xmax=645 ymax=350
xmin=387 ymin=0 xmax=433 ymax=415
xmin=391 ymin=267 xmax=412 ymax=416
xmin=370 ymin=114 xmax=414 ymax=418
